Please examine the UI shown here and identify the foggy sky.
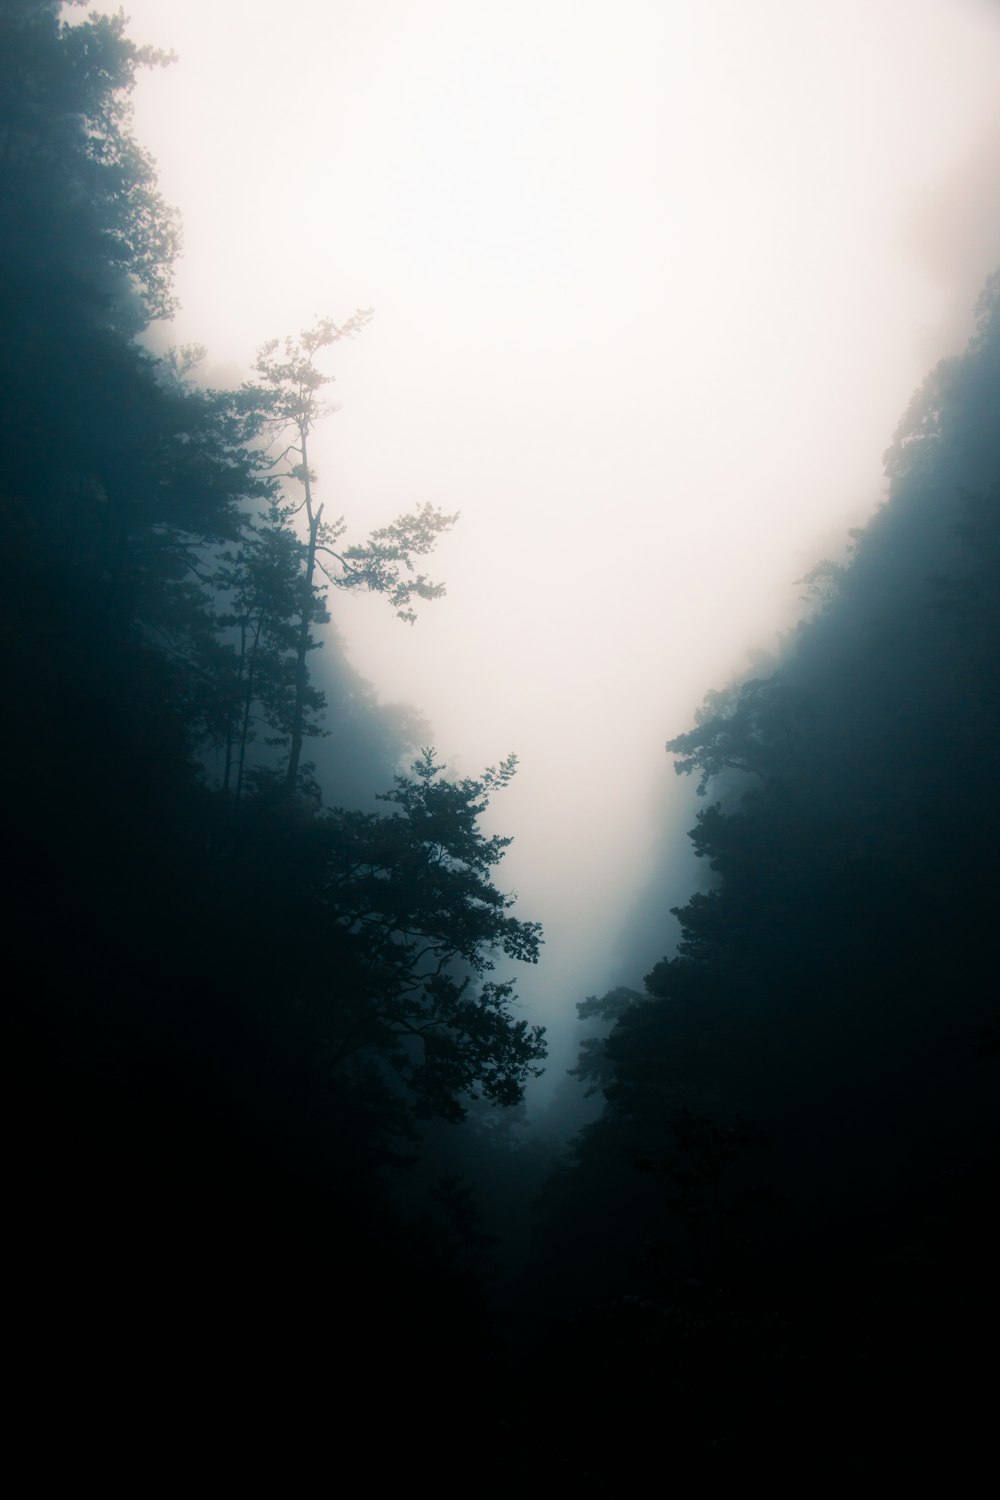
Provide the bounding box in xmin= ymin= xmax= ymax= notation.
xmin=89 ymin=0 xmax=1000 ymax=1093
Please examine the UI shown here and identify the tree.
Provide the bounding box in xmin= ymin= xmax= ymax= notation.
xmin=317 ymin=749 xmax=547 ymax=1122
xmin=249 ymin=317 xmax=458 ymax=794
xmin=0 ymin=3 xmax=273 ymax=767
xmin=213 ymin=748 xmax=547 ymax=1141
xmin=0 ymin=1 xmax=180 ymax=334
xmin=214 ymin=501 xmax=305 ymax=797
xmin=571 ymin=986 xmax=645 ymax=1097
xmin=666 ymin=676 xmax=814 ymax=795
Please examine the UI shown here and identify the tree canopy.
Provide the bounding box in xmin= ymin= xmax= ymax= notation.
xmin=3 ymin=6 xmax=546 ymax=1399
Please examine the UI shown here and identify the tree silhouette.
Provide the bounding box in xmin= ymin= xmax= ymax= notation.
xmin=249 ymin=317 xmax=457 ymax=794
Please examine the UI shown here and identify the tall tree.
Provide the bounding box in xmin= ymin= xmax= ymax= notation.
xmin=250 ymin=317 xmax=457 ymax=794
xmin=215 ymin=500 xmax=304 ymax=797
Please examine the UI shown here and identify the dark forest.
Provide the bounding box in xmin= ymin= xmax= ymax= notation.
xmin=4 ymin=3 xmax=998 ymax=1483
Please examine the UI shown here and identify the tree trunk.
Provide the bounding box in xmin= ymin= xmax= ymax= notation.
xmin=283 ymin=428 xmax=321 ymax=796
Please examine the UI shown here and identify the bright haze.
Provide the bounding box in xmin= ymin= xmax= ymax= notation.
xmin=92 ymin=0 xmax=1000 ymax=1091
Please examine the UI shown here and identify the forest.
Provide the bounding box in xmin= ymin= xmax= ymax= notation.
xmin=4 ymin=2 xmax=997 ymax=1483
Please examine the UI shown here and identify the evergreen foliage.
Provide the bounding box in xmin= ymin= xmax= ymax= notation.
xmin=530 ymin=262 xmax=1000 ymax=1481
xmin=3 ymin=9 xmax=545 ymax=1463
xmin=6 ymin=4 xmax=999 ymax=1482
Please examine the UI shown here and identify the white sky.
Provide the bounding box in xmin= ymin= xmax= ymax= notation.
xmin=93 ymin=0 xmax=1000 ymax=1093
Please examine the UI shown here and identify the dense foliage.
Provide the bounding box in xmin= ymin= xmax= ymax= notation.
xmin=529 ymin=269 xmax=1000 ymax=1479
xmin=3 ymin=6 xmax=545 ymax=1465
xmin=6 ymin=3 xmax=997 ymax=1483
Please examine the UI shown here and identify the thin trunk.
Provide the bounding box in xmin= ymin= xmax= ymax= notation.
xmin=284 ymin=424 xmax=322 ymax=795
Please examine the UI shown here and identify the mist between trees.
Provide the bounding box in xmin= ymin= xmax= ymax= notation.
xmin=4 ymin=3 xmax=998 ymax=1484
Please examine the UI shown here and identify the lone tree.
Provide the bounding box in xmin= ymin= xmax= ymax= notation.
xmin=320 ymin=748 xmax=547 ymax=1123
xmin=248 ymin=315 xmax=457 ymax=794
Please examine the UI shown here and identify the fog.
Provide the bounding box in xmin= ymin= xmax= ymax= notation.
xmin=92 ymin=0 xmax=1000 ymax=1094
